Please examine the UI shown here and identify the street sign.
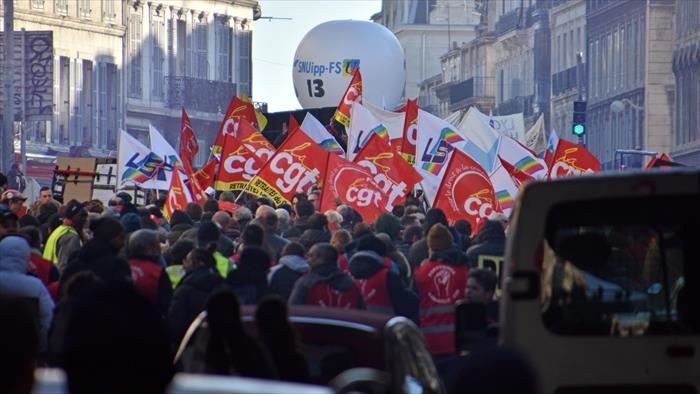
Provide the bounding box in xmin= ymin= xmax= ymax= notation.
xmin=0 ymin=30 xmax=53 ymax=121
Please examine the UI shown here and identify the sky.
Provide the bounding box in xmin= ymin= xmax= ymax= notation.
xmin=252 ymin=0 xmax=381 ymax=113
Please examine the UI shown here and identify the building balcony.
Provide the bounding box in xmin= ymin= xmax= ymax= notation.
xmin=435 ymin=80 xmax=458 ymax=101
xmin=166 ymin=76 xmax=237 ymax=113
xmin=552 ymin=65 xmax=586 ymax=96
xmin=448 ymin=77 xmax=496 ymax=112
xmin=495 ymin=7 xmax=533 ymax=37
xmin=497 ymin=95 xmax=534 ymax=116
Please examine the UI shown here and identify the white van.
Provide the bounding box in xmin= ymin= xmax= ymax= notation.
xmin=502 ymin=169 xmax=700 ymax=393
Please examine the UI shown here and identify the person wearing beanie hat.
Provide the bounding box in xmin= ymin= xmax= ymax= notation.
xmin=0 ymin=235 xmax=55 ymax=351
xmin=167 ymin=210 xmax=194 ymax=245
xmin=43 ymin=199 xmax=88 ymax=274
xmin=120 ymin=212 xmax=142 ymax=236
xmin=374 ymin=214 xmax=402 ymax=242
xmin=414 ymin=223 xmax=468 ymax=358
xmin=408 ymin=208 xmax=462 ymax=268
xmin=466 ymin=219 xmax=506 ymax=270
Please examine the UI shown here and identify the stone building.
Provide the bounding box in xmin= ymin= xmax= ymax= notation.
xmin=585 ymin=0 xmax=674 ymax=169
xmin=2 ymin=0 xmax=126 ymax=157
xmin=671 ymin=0 xmax=700 ymax=165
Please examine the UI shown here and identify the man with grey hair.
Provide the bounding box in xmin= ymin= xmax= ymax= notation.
xmin=275 ymin=208 xmax=291 ymax=234
xmin=127 ymin=229 xmax=172 ymax=316
xmin=233 ymin=206 xmax=253 ymax=231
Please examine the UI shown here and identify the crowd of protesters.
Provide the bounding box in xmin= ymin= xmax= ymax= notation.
xmin=0 ymin=167 xmax=514 ymax=394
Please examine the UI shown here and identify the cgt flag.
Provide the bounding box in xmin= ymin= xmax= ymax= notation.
xmin=163 ymin=164 xmax=193 ymax=223
xmin=547 ymin=138 xmax=600 ymax=179
xmin=244 ymin=127 xmax=329 ymax=206
xmin=194 ymin=157 xmax=217 ymax=190
xmin=215 ymin=134 xmax=268 ymax=192
xmin=399 ymin=98 xmax=419 ymax=164
xmin=320 ymin=153 xmax=388 ymax=223
xmin=179 ymin=107 xmax=199 ymax=175
xmin=434 ymin=149 xmax=497 ymax=230
xmin=212 ymin=96 xmax=260 ymax=157
xmin=333 ymin=68 xmax=362 ymax=127
xmin=354 ymin=133 xmax=422 ymax=212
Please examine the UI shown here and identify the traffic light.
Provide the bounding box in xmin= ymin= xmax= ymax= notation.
xmin=572 ymin=100 xmax=587 ymax=137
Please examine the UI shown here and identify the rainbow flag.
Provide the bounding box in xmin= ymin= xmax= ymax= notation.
xmin=320 ymin=139 xmax=344 ymax=155
xmin=495 ymin=189 xmax=513 ymax=211
xmin=440 ymin=127 xmax=465 ymax=145
xmin=514 ymin=155 xmax=545 ymax=176
xmin=421 ymin=162 xmax=443 ymax=175
xmin=371 ymin=124 xmax=390 ymax=143
xmin=122 ymin=152 xmax=164 ymax=184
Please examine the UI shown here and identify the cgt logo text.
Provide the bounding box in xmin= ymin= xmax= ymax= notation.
xmin=294 ymin=58 xmax=360 ymax=77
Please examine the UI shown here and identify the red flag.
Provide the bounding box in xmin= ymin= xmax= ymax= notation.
xmin=354 ymin=133 xmax=422 ymax=212
xmin=289 ymin=114 xmax=300 ymax=134
xmin=333 ymin=69 xmax=362 ymax=127
xmin=164 ymin=164 xmax=192 ymax=222
xmin=212 ymin=96 xmax=259 ymax=156
xmin=215 ymin=134 xmax=269 ymax=192
xmin=498 ymin=155 xmax=534 ymax=189
xmin=245 ymin=128 xmax=329 ymax=206
xmin=179 ymin=108 xmax=198 ymax=174
xmin=187 ymin=174 xmax=208 ymax=206
xmin=434 ymin=150 xmax=497 ymax=229
xmin=194 ymin=157 xmax=217 ymax=190
xmin=320 ymin=153 xmax=388 ymax=223
xmin=645 ymin=153 xmax=682 ymax=169
xmin=399 ymin=98 xmax=419 ymax=164
xmin=547 ymin=138 xmax=601 ymax=179
xmin=235 ymin=118 xmax=276 ymax=157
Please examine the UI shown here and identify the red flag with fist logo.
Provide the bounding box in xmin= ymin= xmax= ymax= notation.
xmin=320 ymin=153 xmax=388 ymax=223
xmin=434 ymin=149 xmax=497 ymax=230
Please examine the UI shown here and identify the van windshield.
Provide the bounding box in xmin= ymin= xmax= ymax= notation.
xmin=541 ymin=196 xmax=697 ymax=336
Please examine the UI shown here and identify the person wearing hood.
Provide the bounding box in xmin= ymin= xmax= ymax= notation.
xmin=127 ymin=229 xmax=173 ymax=316
xmin=289 ymin=243 xmax=365 ymax=309
xmin=167 ymin=243 xmax=225 ymax=347
xmin=408 ymin=208 xmax=456 ymax=269
xmin=43 ymin=199 xmax=88 ymax=274
xmin=167 ymin=210 xmax=194 ymax=245
xmin=0 ymin=235 xmax=54 ymax=351
xmin=414 ymin=224 xmax=469 ymax=358
xmin=298 ymin=213 xmax=331 ymax=250
xmin=466 ymin=220 xmax=506 ymax=269
xmin=268 ymin=242 xmax=309 ymax=300
xmin=348 ymin=237 xmax=419 ymax=322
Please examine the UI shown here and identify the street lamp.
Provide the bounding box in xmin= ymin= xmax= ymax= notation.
xmin=610 ymin=98 xmax=643 ymax=113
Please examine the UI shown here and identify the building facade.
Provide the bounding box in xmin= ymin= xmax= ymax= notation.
xmin=378 ymin=0 xmax=480 ymax=102
xmin=586 ymin=0 xmax=674 ymax=169
xmin=2 ymin=0 xmax=126 ymax=157
xmin=549 ymin=0 xmax=586 ymax=142
xmin=125 ymin=0 xmax=259 ymax=167
xmin=671 ymin=0 xmax=700 ymax=165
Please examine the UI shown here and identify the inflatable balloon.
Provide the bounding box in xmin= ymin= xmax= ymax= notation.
xmin=293 ymin=20 xmax=406 ymax=110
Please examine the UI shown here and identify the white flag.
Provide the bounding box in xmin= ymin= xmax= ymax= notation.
xmin=117 ymin=129 xmax=157 ymax=187
xmin=146 ymin=124 xmax=187 ymax=190
xmin=363 ymin=100 xmax=406 ymax=145
xmin=346 ymin=102 xmax=391 ymax=161
xmin=300 ymin=113 xmax=345 ymax=155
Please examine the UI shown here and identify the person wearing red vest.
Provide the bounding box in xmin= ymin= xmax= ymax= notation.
xmin=127 ymin=229 xmax=173 ymax=316
xmin=414 ymin=224 xmax=469 ymax=357
xmin=348 ymin=235 xmax=419 ymax=322
xmin=289 ymin=243 xmax=365 ymax=310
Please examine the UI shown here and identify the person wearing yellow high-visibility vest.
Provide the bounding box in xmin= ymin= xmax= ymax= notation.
xmin=43 ymin=200 xmax=88 ymax=274
xmin=197 ymin=221 xmax=236 ymax=277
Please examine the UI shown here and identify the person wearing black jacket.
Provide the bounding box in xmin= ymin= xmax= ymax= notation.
xmin=167 ymin=243 xmax=225 ymax=347
xmin=465 ymin=220 xmax=506 ymax=269
xmin=268 ymin=242 xmax=309 ymax=300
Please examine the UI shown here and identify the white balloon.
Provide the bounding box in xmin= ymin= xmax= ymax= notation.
xmin=293 ymin=20 xmax=406 ymax=110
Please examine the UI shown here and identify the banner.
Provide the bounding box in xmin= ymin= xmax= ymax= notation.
xmin=399 ymin=98 xmax=419 ymax=164
xmin=301 ymin=112 xmax=344 ymax=155
xmin=194 ymin=157 xmax=217 ymax=190
xmin=363 ymin=100 xmax=406 ymax=147
xmin=246 ymin=128 xmax=329 ymax=206
xmin=547 ymin=138 xmax=600 ymax=179
xmin=354 ymin=133 xmax=423 ymax=212
xmin=118 ymin=130 xmax=161 ymax=187
xmin=320 ymin=153 xmax=387 ymax=223
xmin=434 ymin=149 xmax=497 ymax=230
xmin=457 ymin=107 xmax=500 ymax=173
xmin=163 ymin=164 xmax=193 ymax=223
xmin=416 ymin=109 xmax=466 ymax=205
xmin=525 ymin=114 xmax=547 ymax=155
xmin=346 ymin=102 xmax=392 ymax=161
xmin=497 ymin=135 xmax=548 ymax=180
xmin=334 ymin=69 xmax=362 ymax=127
xmin=212 ymin=95 xmax=259 ymax=156
xmin=179 ymin=108 xmax=198 ymax=175
xmin=215 ymin=134 xmax=268 ymax=192
xmin=488 ymin=162 xmax=519 ymax=216
xmin=147 ymin=125 xmax=186 ymax=190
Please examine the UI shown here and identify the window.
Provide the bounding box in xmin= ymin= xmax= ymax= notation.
xmin=151 ymin=15 xmax=166 ymax=100
xmin=128 ymin=11 xmax=143 ymax=98
xmin=237 ymin=29 xmax=252 ymax=95
xmin=215 ymin=17 xmax=232 ymax=82
xmin=193 ymin=22 xmax=208 ymax=79
xmin=79 ymin=0 xmax=91 ymax=19
xmin=102 ymin=0 xmax=115 ymax=22
xmin=563 ymin=32 xmax=568 ymax=69
xmin=31 ymin=0 xmax=45 ymax=10
xmin=55 ymin=0 xmax=68 ymax=15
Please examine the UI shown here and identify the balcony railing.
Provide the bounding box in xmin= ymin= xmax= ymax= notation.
xmin=495 ymin=7 xmax=534 ymax=36
xmin=166 ymin=76 xmax=237 ymax=113
xmin=497 ymin=95 xmax=534 ymax=116
xmin=448 ymin=77 xmax=496 ymax=112
xmin=552 ymin=65 xmax=586 ymax=96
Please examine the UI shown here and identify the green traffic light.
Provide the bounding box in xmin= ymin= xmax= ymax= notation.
xmin=573 ymin=124 xmax=585 ymax=136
